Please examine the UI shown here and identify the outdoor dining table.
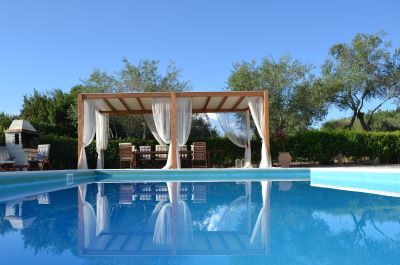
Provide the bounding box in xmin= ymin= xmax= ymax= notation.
xmin=133 ymin=150 xmax=193 ymax=169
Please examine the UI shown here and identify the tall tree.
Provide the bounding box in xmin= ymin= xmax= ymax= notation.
xmin=21 ymin=89 xmax=76 ymax=136
xmin=81 ymin=58 xmax=192 ymax=93
xmin=322 ymin=108 xmax=400 ymax=131
xmin=228 ymin=55 xmax=328 ymax=133
xmin=79 ymin=59 xmax=193 ymax=139
xmin=322 ymin=32 xmax=400 ymax=130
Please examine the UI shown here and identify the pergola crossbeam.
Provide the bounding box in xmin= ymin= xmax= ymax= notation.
xmin=136 ymin=98 xmax=146 ymax=110
xmin=203 ymin=97 xmax=211 ymax=109
xmin=99 ymin=108 xmax=249 ymax=115
xmin=231 ymin=96 xmax=245 ymax=110
xmin=103 ymin=99 xmax=116 ymax=111
xmin=119 ymin=98 xmax=131 ymax=111
xmin=217 ymin=96 xmax=228 ymax=110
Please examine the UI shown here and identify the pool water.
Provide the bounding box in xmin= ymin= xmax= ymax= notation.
xmin=0 ymin=176 xmax=399 ymax=265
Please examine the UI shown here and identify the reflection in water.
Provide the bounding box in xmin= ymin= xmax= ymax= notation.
xmin=250 ymin=181 xmax=271 ymax=252
xmin=1 ymin=180 xmax=400 ymax=264
xmin=96 ymin=183 xmax=109 ymax=236
xmin=218 ymin=182 xmax=252 ymax=232
xmin=5 ymin=200 xmax=37 ymax=230
xmin=152 ymin=182 xmax=193 ymax=247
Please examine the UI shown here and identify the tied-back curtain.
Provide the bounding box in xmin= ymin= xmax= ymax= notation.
xmin=143 ymin=114 xmax=166 ymax=145
xmin=78 ymin=185 xmax=96 ymax=248
xmin=175 ymin=98 xmax=192 ymax=168
xmin=216 ymin=110 xmax=252 ymax=168
xmin=152 ymin=98 xmax=172 ymax=168
xmin=151 ymin=97 xmax=192 ymax=169
xmin=96 ymin=111 xmax=109 ymax=169
xmin=77 ymin=100 xmax=97 ymax=169
xmin=246 ymin=97 xmax=271 ymax=168
xmin=250 ymin=181 xmax=271 ymax=252
xmin=96 ymin=184 xmax=109 ymax=236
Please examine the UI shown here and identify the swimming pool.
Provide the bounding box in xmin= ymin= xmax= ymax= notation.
xmin=0 ymin=168 xmax=399 ymax=264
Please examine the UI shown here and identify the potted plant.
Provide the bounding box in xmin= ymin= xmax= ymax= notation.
xmin=275 ymin=128 xmax=292 ymax=167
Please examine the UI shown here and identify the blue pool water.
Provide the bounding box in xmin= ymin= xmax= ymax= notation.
xmin=0 ymin=169 xmax=399 ymax=264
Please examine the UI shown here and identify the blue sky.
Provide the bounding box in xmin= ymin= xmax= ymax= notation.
xmin=0 ymin=0 xmax=399 ymax=124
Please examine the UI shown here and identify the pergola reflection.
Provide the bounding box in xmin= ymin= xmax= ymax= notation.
xmin=77 ymin=181 xmax=272 ymax=256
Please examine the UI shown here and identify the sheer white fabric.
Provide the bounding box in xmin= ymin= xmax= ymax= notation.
xmin=153 ymin=200 xmax=193 ymax=245
xmin=96 ymin=111 xmax=109 ymax=169
xmin=217 ymin=110 xmax=252 ymax=168
xmin=151 ymin=98 xmax=192 ymax=169
xmin=77 ymin=100 xmax=109 ymax=169
xmin=217 ymin=182 xmax=252 ymax=231
xmin=246 ymin=97 xmax=271 ymax=168
xmin=79 ymin=185 xmax=96 ymax=248
xmin=77 ymin=100 xmax=97 ymax=169
xmin=145 ymin=201 xmax=167 ymax=231
xmin=96 ymin=191 xmax=109 ymax=235
xmin=153 ymin=182 xmax=193 ymax=246
xmin=250 ymin=181 xmax=271 ymax=252
xmin=143 ymin=114 xmax=166 ymax=145
xmin=152 ymin=98 xmax=172 ymax=168
xmin=175 ymin=98 xmax=192 ymax=168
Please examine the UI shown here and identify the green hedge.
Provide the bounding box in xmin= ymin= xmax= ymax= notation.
xmin=29 ymin=130 xmax=400 ymax=169
xmin=288 ymin=130 xmax=400 ymax=164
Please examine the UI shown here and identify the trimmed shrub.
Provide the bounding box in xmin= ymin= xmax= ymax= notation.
xmin=36 ymin=131 xmax=400 ymax=169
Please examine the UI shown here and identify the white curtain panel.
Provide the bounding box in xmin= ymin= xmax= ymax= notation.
xmin=175 ymin=98 xmax=192 ymax=168
xmin=153 ymin=192 xmax=193 ymax=245
xmin=246 ymin=97 xmax=271 ymax=168
xmin=78 ymin=185 xmax=96 ymax=248
xmin=250 ymin=180 xmax=271 ymax=251
xmin=95 ymin=111 xmax=109 ymax=169
xmin=151 ymin=97 xmax=192 ymax=169
xmin=77 ymin=100 xmax=97 ymax=169
xmin=96 ymin=193 xmax=109 ymax=236
xmin=152 ymin=98 xmax=173 ymax=169
xmin=143 ymin=114 xmax=166 ymax=145
xmin=217 ymin=110 xmax=252 ymax=168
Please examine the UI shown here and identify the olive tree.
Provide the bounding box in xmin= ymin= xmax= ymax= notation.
xmin=322 ymin=32 xmax=400 ymax=130
xmin=228 ymin=55 xmax=328 ymax=133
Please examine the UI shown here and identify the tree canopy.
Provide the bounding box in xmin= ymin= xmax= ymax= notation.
xmin=228 ymin=55 xmax=328 ymax=133
xmin=19 ymin=59 xmax=218 ymax=139
xmin=322 ymin=108 xmax=400 ymax=131
xmin=322 ymin=32 xmax=400 ymax=131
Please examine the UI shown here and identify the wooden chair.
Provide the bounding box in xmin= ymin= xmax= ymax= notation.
xmin=191 ymin=142 xmax=208 ymax=168
xmin=139 ymin=146 xmax=152 ymax=168
xmin=0 ymin=147 xmax=15 ymax=171
xmin=119 ymin=143 xmax=135 ymax=168
xmin=192 ymin=183 xmax=207 ymax=203
xmin=179 ymin=145 xmax=188 ymax=158
xmin=30 ymin=144 xmax=51 ymax=170
xmin=155 ymin=145 xmax=168 ymax=160
xmin=139 ymin=146 xmax=151 ymax=160
xmin=119 ymin=184 xmax=134 ymax=204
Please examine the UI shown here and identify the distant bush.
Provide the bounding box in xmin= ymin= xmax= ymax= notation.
xmin=32 ymin=130 xmax=400 ymax=169
xmin=288 ymin=130 xmax=400 ymax=164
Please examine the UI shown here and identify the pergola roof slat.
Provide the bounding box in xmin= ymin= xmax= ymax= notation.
xmin=136 ymin=98 xmax=146 ymax=110
xmin=103 ymin=99 xmax=116 ymax=111
xmin=119 ymin=98 xmax=131 ymax=111
xmin=217 ymin=96 xmax=228 ymax=110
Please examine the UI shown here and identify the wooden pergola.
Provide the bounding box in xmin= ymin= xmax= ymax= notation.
xmin=77 ymin=91 xmax=270 ymax=169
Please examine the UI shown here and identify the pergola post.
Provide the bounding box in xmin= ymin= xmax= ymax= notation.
xmin=263 ymin=91 xmax=271 ymax=164
xmin=170 ymin=92 xmax=178 ymax=253
xmin=77 ymin=94 xmax=84 ymax=166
